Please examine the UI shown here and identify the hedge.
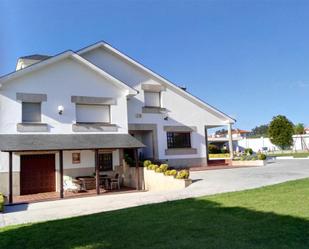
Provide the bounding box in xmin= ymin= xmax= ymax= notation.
xmin=0 ymin=193 xmax=4 ymax=212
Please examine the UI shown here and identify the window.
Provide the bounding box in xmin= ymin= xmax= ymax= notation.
xmin=98 ymin=153 xmax=113 ymax=171
xmin=144 ymin=92 xmax=160 ymax=107
xmin=167 ymin=132 xmax=191 ymax=149
xmin=76 ymin=104 xmax=110 ymax=123
xmin=72 ymin=153 xmax=81 ymax=164
xmin=22 ymin=102 xmax=41 ymax=123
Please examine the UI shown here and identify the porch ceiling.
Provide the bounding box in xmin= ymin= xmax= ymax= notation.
xmin=0 ymin=134 xmax=145 ymax=152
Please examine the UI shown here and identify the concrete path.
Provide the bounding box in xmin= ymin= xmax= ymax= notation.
xmin=1 ymin=159 xmax=309 ymax=227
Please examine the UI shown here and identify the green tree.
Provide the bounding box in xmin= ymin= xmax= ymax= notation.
xmin=294 ymin=123 xmax=305 ymax=135
xmin=268 ymin=115 xmax=294 ymax=149
xmin=248 ymin=124 xmax=269 ymax=138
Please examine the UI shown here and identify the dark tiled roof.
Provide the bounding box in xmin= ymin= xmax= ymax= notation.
xmin=19 ymin=54 xmax=51 ymax=60
xmin=0 ymin=134 xmax=144 ymax=152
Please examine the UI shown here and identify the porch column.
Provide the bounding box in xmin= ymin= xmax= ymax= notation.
xmin=59 ymin=150 xmax=64 ymax=199
xmin=204 ymin=126 xmax=209 ymax=163
xmin=227 ymin=123 xmax=234 ymax=159
xmin=95 ymin=149 xmax=100 ymax=195
xmin=8 ymin=151 xmax=13 ymax=204
xmin=134 ymin=148 xmax=140 ymax=190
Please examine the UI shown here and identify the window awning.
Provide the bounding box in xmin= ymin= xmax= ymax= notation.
xmin=0 ymin=134 xmax=145 ymax=152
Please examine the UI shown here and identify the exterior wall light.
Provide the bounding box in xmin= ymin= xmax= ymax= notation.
xmin=58 ymin=105 xmax=64 ymax=115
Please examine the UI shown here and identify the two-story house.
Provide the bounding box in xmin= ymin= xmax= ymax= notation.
xmin=0 ymin=41 xmax=235 ymax=203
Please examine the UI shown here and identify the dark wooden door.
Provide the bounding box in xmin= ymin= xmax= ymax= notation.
xmin=20 ymin=154 xmax=56 ymax=195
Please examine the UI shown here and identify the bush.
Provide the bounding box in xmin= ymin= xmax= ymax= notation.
xmin=159 ymin=164 xmax=168 ymax=172
xmin=221 ymin=148 xmax=228 ymax=154
xmin=143 ymin=160 xmax=152 ymax=168
xmin=176 ymin=170 xmax=190 ymax=179
xmin=208 ymin=144 xmax=220 ymax=154
xmin=235 ymin=155 xmax=258 ymax=161
xmin=164 ymin=169 xmax=177 ymax=177
xmin=155 ymin=167 xmax=164 ymax=173
xmin=147 ymin=164 xmax=159 ymax=171
xmin=0 ymin=193 xmax=4 ymax=212
xmin=244 ymin=148 xmax=253 ymax=155
xmin=258 ymin=153 xmax=267 ymax=160
xmin=124 ymin=154 xmax=135 ymax=167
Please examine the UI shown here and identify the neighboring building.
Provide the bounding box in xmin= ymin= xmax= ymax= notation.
xmin=0 ymin=41 xmax=235 ymax=201
xmin=208 ymin=128 xmax=249 ymax=152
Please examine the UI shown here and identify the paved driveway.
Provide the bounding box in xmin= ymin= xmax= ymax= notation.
xmin=1 ymin=159 xmax=309 ymax=227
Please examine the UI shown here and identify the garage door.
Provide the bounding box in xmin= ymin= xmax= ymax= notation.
xmin=20 ymin=154 xmax=56 ymax=195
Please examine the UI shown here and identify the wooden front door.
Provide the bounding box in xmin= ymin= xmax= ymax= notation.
xmin=20 ymin=154 xmax=56 ymax=195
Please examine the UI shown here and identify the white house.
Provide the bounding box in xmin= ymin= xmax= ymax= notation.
xmin=0 ymin=41 xmax=235 ymax=202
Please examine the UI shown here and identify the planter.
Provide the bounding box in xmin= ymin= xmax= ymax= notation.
xmin=144 ymin=168 xmax=191 ymax=191
xmin=231 ymin=160 xmax=266 ymax=166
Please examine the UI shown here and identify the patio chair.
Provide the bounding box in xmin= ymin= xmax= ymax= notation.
xmin=110 ymin=173 xmax=120 ymax=190
xmin=63 ymin=176 xmax=80 ymax=192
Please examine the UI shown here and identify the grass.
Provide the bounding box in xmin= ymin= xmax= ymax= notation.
xmin=268 ymin=152 xmax=309 ymax=158
xmin=2 ymin=179 xmax=309 ymax=248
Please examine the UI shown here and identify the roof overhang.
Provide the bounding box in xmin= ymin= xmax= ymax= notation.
xmin=0 ymin=134 xmax=145 ymax=152
xmin=0 ymin=51 xmax=138 ymax=96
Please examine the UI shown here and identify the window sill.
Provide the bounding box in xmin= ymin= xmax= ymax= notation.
xmin=17 ymin=123 xmax=48 ymax=132
xmin=72 ymin=123 xmax=118 ymax=132
xmin=142 ymin=106 xmax=166 ymax=114
xmin=165 ymin=148 xmax=197 ymax=156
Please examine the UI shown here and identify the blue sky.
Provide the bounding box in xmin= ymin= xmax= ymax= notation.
xmin=1 ymin=0 xmax=309 ymax=130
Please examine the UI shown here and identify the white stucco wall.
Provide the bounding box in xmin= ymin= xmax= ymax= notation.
xmin=0 ymin=57 xmax=129 ymax=134
xmin=237 ymin=135 xmax=309 ymax=152
xmin=82 ymin=47 xmax=230 ymax=161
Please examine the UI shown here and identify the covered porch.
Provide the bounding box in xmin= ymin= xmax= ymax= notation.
xmin=0 ymin=134 xmax=144 ymax=204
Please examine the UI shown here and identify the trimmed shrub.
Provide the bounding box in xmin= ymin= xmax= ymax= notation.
xmin=258 ymin=153 xmax=267 ymax=160
xmin=0 ymin=193 xmax=4 ymax=212
xmin=244 ymin=148 xmax=253 ymax=155
xmin=221 ymin=148 xmax=228 ymax=154
xmin=208 ymin=144 xmax=220 ymax=154
xmin=176 ymin=170 xmax=190 ymax=179
xmin=159 ymin=164 xmax=168 ymax=172
xmin=164 ymin=169 xmax=177 ymax=177
xmin=143 ymin=160 xmax=152 ymax=168
xmin=155 ymin=168 xmax=164 ymax=173
xmin=148 ymin=164 xmax=159 ymax=171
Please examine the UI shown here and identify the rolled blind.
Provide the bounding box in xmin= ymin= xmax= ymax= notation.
xmin=22 ymin=102 xmax=41 ymax=122
xmin=144 ymin=92 xmax=160 ymax=107
xmin=76 ymin=104 xmax=110 ymax=123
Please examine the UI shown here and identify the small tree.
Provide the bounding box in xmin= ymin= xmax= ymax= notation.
xmin=268 ymin=115 xmax=294 ymax=150
xmin=294 ymin=123 xmax=305 ymax=135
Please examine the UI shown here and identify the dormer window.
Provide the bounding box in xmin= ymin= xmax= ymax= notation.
xmin=141 ymin=84 xmax=166 ymax=114
xmin=144 ymin=91 xmax=161 ymax=107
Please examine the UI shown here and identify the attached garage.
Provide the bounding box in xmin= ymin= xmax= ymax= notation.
xmin=20 ymin=154 xmax=56 ymax=195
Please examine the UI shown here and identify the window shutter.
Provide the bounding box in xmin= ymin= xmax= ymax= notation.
xmin=76 ymin=104 xmax=110 ymax=123
xmin=22 ymin=102 xmax=41 ymax=122
xmin=144 ymin=92 xmax=160 ymax=107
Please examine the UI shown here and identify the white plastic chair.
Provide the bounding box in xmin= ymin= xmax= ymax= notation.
xmin=63 ymin=176 xmax=79 ymax=192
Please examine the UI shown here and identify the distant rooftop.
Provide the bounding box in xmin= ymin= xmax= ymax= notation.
xmin=19 ymin=54 xmax=51 ymax=61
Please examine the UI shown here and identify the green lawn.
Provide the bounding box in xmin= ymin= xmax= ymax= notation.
xmin=2 ymin=179 xmax=309 ymax=249
xmin=268 ymin=152 xmax=309 ymax=158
